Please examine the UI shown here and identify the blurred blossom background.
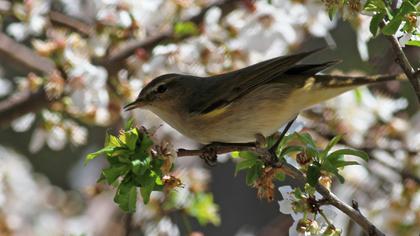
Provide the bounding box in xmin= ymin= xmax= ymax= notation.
xmin=0 ymin=0 xmax=419 ymax=236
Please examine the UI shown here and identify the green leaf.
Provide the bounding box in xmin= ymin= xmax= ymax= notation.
xmin=235 ymin=158 xmax=257 ymax=175
xmin=174 ymin=21 xmax=199 ymax=37
xmin=131 ymin=159 xmax=149 ymax=176
xmin=238 ymin=151 xmax=259 ymax=160
xmin=186 ymin=193 xmax=220 ymax=226
xmin=293 ymin=187 xmax=303 ymax=199
xmin=320 ymin=135 xmax=342 ymax=160
xmin=127 ymin=186 xmax=138 ymax=212
xmin=140 ymin=181 xmax=154 ymax=204
xmin=406 ymin=40 xmax=420 ymax=47
xmin=295 ymin=133 xmax=317 ymax=148
xmin=231 ymin=151 xmax=240 ymax=158
xmin=102 ymin=165 xmax=129 ymax=184
xmin=275 ymin=172 xmax=285 ymax=182
xmin=105 ymin=133 xmax=122 ymax=147
xmin=246 ymin=164 xmax=261 ymax=186
xmin=85 ymin=146 xmax=116 ymax=164
xmin=279 ymin=145 xmax=303 ymax=157
xmin=304 ymin=183 xmax=316 ymax=196
xmin=327 ymin=149 xmax=369 ymax=162
xmin=305 ymin=146 xmax=320 ymax=161
xmin=125 ymin=128 xmax=139 ymax=151
xmin=333 ymin=160 xmax=360 ymax=168
xmin=370 ymin=13 xmax=385 ymax=37
xmin=139 ymin=133 xmax=153 ymax=155
xmin=328 ymin=6 xmax=338 ymax=20
xmin=278 ymin=133 xmax=294 ymax=148
xmin=354 ymin=88 xmax=363 ymax=104
xmin=382 ymin=1 xmax=416 ymax=35
xmin=307 ymin=164 xmax=321 ymax=187
xmin=322 ymin=158 xmax=338 ymax=173
xmin=363 ymin=0 xmax=387 ymax=12
xmin=136 ymin=170 xmax=157 ymax=204
xmin=114 ymin=182 xmax=138 ymax=212
xmin=124 ymin=118 xmax=134 ymax=131
xmin=382 ymin=16 xmax=404 ymax=35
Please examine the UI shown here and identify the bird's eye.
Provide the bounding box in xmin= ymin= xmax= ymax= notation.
xmin=156 ymin=84 xmax=167 ymax=93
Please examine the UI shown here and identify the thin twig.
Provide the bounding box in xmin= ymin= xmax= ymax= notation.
xmin=0 ymin=33 xmax=58 ymax=127
xmin=95 ymin=0 xmax=240 ymax=74
xmin=177 ymin=144 xmax=386 ymax=236
xmin=124 ymin=213 xmax=133 ymax=236
xmin=380 ymin=20 xmax=420 ymax=103
xmin=318 ymin=209 xmax=333 ymax=226
xmin=48 ymin=11 xmax=93 ymax=36
xmin=305 ymin=110 xmax=420 ymax=185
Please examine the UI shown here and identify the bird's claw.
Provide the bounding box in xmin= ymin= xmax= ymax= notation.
xmin=200 ymin=144 xmax=218 ymax=167
xmin=255 ymin=133 xmax=267 ymax=148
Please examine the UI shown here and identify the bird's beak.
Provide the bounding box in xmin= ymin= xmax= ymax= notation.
xmin=123 ymin=98 xmax=145 ymax=111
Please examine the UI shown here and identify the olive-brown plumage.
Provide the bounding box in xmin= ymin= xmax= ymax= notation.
xmin=124 ymin=49 xmax=402 ymax=144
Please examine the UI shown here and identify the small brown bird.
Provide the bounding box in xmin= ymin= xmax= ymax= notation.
xmin=124 ymin=48 xmax=402 ymax=144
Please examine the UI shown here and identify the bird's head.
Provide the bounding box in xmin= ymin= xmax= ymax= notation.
xmin=123 ymin=73 xmax=192 ymax=113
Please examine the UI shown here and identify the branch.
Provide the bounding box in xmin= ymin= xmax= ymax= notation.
xmin=0 ymin=33 xmax=55 ymax=75
xmin=0 ymin=89 xmax=51 ymax=126
xmin=177 ymin=145 xmax=386 ymax=236
xmin=0 ymin=0 xmax=241 ymax=127
xmin=95 ymin=0 xmax=240 ymax=74
xmin=0 ymin=33 xmax=58 ymax=127
xmin=381 ymin=20 xmax=420 ymax=103
xmin=48 ymin=11 xmax=93 ymax=36
xmin=304 ymin=110 xmax=420 ymax=185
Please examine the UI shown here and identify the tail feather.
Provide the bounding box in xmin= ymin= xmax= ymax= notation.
xmin=290 ymin=74 xmax=406 ymax=109
xmin=312 ymin=73 xmax=406 ymax=88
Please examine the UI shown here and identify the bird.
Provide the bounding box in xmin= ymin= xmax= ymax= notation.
xmin=124 ymin=48 xmax=403 ymax=145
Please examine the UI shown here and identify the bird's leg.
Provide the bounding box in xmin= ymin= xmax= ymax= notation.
xmin=254 ymin=133 xmax=281 ymax=164
xmin=268 ymin=116 xmax=298 ymax=162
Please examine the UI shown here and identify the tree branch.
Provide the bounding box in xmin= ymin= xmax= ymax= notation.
xmin=381 ymin=20 xmax=420 ymax=103
xmin=0 ymin=33 xmax=55 ymax=75
xmin=0 ymin=33 xmax=58 ymax=127
xmin=0 ymin=0 xmax=240 ymax=127
xmin=48 ymin=11 xmax=93 ymax=36
xmin=95 ymin=0 xmax=240 ymax=74
xmin=177 ymin=145 xmax=386 ymax=236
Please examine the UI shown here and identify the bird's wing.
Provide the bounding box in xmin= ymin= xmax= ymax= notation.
xmin=189 ymin=48 xmax=329 ymax=115
xmin=283 ymin=60 xmax=341 ymax=76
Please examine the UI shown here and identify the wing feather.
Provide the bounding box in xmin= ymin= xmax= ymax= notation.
xmin=190 ymin=48 xmax=327 ymax=115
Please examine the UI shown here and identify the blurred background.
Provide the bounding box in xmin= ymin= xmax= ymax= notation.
xmin=0 ymin=0 xmax=419 ymax=235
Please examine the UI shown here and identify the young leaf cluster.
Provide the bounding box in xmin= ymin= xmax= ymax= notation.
xmin=293 ymin=133 xmax=369 ymax=187
xmin=234 ymin=132 xmax=369 ymax=198
xmin=86 ymin=123 xmax=167 ymax=212
xmin=322 ymin=0 xmax=420 ymax=46
xmin=284 ymin=184 xmax=341 ymax=235
xmin=365 ymin=0 xmax=419 ymax=42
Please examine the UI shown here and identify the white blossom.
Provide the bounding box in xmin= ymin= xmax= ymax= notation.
xmin=0 ymin=78 xmax=12 ymax=97
xmin=325 ymin=87 xmax=407 ymax=146
xmin=6 ymin=0 xmax=50 ymax=41
xmin=11 ymin=113 xmax=36 ymax=132
xmin=46 ymin=126 xmax=67 ymax=151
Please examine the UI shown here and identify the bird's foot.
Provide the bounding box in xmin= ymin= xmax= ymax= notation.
xmin=200 ymin=144 xmax=218 ymax=167
xmin=255 ymin=133 xmax=267 ymax=148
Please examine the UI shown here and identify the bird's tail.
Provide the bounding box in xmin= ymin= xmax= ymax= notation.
xmin=291 ymin=73 xmax=406 ymax=109
xmin=312 ymin=73 xmax=406 ymax=88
